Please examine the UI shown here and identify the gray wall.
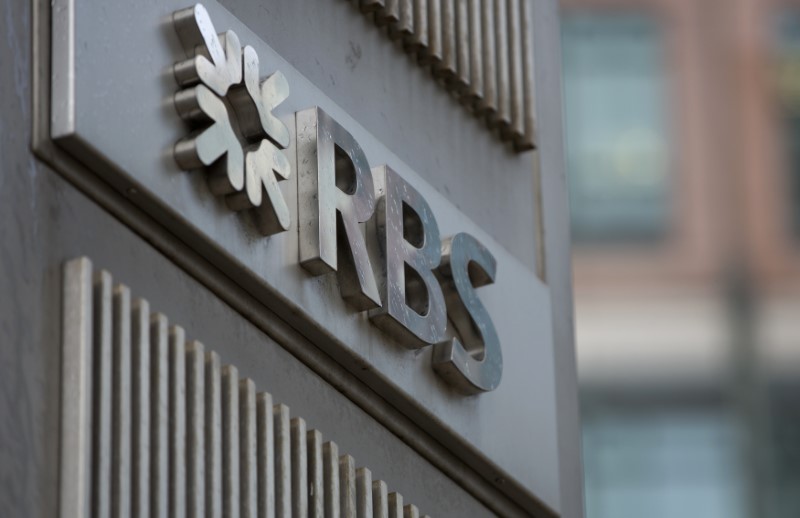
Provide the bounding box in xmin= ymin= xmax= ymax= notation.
xmin=0 ymin=0 xmax=582 ymax=516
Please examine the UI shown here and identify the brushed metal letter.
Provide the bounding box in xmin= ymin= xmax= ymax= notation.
xmin=369 ymin=166 xmax=447 ymax=347
xmin=296 ymin=107 xmax=382 ymax=310
xmin=433 ymin=233 xmax=502 ymax=393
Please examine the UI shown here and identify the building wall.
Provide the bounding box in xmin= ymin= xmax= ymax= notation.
xmin=0 ymin=0 xmax=581 ymax=516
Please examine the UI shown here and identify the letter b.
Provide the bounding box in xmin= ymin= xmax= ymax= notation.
xmin=369 ymin=166 xmax=447 ymax=348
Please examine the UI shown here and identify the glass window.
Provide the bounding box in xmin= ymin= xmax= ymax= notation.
xmin=775 ymin=14 xmax=800 ymax=239
xmin=764 ymin=380 xmax=800 ymax=517
xmin=582 ymin=407 xmax=745 ymax=518
xmin=562 ymin=14 xmax=671 ymax=243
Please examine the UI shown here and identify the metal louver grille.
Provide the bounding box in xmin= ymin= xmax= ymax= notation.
xmin=347 ymin=0 xmax=536 ymax=151
xmin=60 ymin=257 xmax=432 ymax=518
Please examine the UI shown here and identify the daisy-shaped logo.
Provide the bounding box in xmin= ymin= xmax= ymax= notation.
xmin=171 ymin=4 xmax=291 ymax=236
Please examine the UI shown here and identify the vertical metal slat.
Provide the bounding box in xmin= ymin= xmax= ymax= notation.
xmin=61 ymin=259 xmax=440 ymax=518
xmin=186 ymin=341 xmax=205 ymax=518
xmin=491 ymin=0 xmax=512 ymax=131
xmin=434 ymin=0 xmax=456 ymax=80
xmin=257 ymin=392 xmax=275 ymax=518
xmin=60 ymin=258 xmax=94 ymax=518
xmin=374 ymin=0 xmax=400 ymax=28
xmin=343 ymin=0 xmax=535 ymax=152
xmin=93 ymin=271 xmax=113 ymax=518
xmin=420 ymin=0 xmax=442 ymax=66
xmin=206 ymin=351 xmax=223 ymax=518
xmin=323 ymin=442 xmax=341 ymax=518
xmin=451 ymin=0 xmax=470 ymax=93
xmin=359 ymin=0 xmax=385 ymax=13
xmin=339 ymin=455 xmax=357 ymax=518
xmin=477 ymin=0 xmax=497 ymax=116
xmin=240 ymin=379 xmax=258 ymax=518
xmin=307 ymin=430 xmax=324 ymax=518
xmin=517 ymin=0 xmax=536 ymax=151
xmin=222 ymin=365 xmax=240 ymax=518
xmin=403 ymin=504 xmax=420 ymax=518
xmin=273 ymin=404 xmax=291 ymax=518
xmin=463 ymin=0 xmax=484 ymax=106
xmin=290 ymin=418 xmax=308 ymax=517
xmin=169 ymin=326 xmax=187 ymax=518
xmin=505 ymin=0 xmax=525 ymax=141
xmin=372 ymin=480 xmax=389 ymax=518
xmin=389 ymin=0 xmax=414 ymax=42
xmin=404 ymin=0 xmax=428 ymax=54
xmin=387 ymin=493 xmax=404 ymax=518
xmin=131 ymin=299 xmax=150 ymax=518
xmin=111 ymin=285 xmax=131 ymax=518
xmin=355 ymin=467 xmax=372 ymax=518
xmin=150 ymin=313 xmax=169 ymax=518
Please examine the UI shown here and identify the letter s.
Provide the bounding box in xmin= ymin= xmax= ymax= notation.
xmin=433 ymin=233 xmax=502 ymax=394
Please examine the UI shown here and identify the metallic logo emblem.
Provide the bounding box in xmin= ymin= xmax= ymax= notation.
xmin=171 ymin=4 xmax=292 ymax=236
xmin=167 ymin=4 xmax=502 ymax=394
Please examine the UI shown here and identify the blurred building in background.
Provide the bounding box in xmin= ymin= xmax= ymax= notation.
xmin=560 ymin=0 xmax=800 ymax=516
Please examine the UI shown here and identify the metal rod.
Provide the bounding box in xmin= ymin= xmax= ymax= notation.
xmin=169 ymin=326 xmax=187 ymax=518
xmin=111 ymin=285 xmax=132 ymax=518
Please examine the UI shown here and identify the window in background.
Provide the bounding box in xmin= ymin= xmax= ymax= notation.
xmin=776 ymin=13 xmax=800 ymax=239
xmin=562 ymin=14 xmax=671 ymax=243
xmin=582 ymin=406 xmax=745 ymax=518
xmin=764 ymin=380 xmax=800 ymax=517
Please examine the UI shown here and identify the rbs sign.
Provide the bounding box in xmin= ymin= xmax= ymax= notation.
xmin=171 ymin=4 xmax=501 ymax=394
